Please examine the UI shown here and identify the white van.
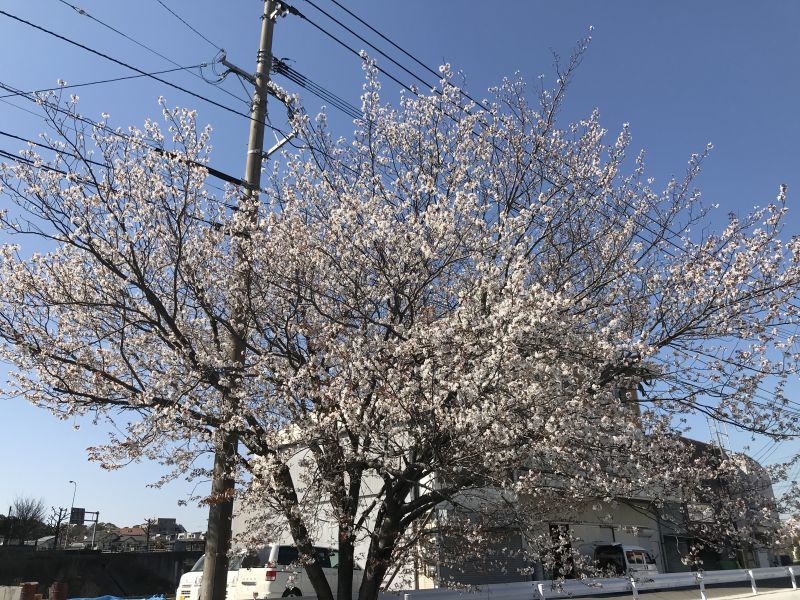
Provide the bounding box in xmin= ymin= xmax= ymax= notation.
xmin=176 ymin=555 xmax=239 ymax=600
xmin=593 ymin=544 xmax=659 ymax=576
xmin=233 ymin=544 xmax=362 ymax=599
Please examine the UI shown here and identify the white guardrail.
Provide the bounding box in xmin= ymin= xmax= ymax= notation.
xmin=386 ymin=567 xmax=800 ymax=600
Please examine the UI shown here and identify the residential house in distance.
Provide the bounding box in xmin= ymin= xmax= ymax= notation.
xmin=109 ymin=526 xmax=147 ymax=552
xmin=173 ymin=531 xmax=205 ymax=552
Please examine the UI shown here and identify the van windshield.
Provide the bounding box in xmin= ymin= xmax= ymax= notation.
xmin=190 ymin=556 xmax=204 ymax=572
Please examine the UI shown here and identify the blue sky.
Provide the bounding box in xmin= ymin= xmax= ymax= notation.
xmin=0 ymin=1 xmax=798 ymax=529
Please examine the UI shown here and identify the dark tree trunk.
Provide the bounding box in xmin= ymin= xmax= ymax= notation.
xmin=337 ymin=533 xmax=356 ymax=600
xmin=274 ymin=464 xmax=334 ymax=600
xmin=336 ymin=467 xmax=362 ymax=600
xmin=358 ymin=498 xmax=403 ymax=600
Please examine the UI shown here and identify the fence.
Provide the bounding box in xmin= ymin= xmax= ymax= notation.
xmin=392 ymin=567 xmax=800 ymax=600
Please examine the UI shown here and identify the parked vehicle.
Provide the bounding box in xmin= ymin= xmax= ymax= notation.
xmin=233 ymin=544 xmax=362 ymax=599
xmin=593 ymin=544 xmax=659 ymax=575
xmin=176 ymin=555 xmax=239 ymax=600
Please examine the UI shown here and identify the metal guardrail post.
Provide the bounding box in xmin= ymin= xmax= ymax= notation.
xmin=747 ymin=569 xmax=757 ymax=595
xmin=630 ymin=577 xmax=639 ymax=600
xmin=696 ymin=571 xmax=707 ymax=600
xmin=403 ymin=594 xmax=410 ymax=600
xmin=536 ymin=583 xmax=546 ymax=600
xmin=789 ymin=567 xmax=798 ymax=590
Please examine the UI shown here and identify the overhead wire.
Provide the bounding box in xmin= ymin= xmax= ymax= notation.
xmin=0 ymin=80 xmax=247 ymax=189
xmin=300 ymin=0 xmax=440 ymax=94
xmin=272 ymin=58 xmax=360 ymax=120
xmin=0 ymin=64 xmax=207 ymax=100
xmin=0 ymin=96 xmax=45 ymax=120
xmin=0 ymin=10 xmax=286 ymax=135
xmin=282 ymin=4 xmax=418 ymax=97
xmin=0 ymin=127 xmax=225 ymax=201
xmin=0 ymin=147 xmax=70 ymax=178
xmin=324 ymin=0 xmax=441 ymax=83
xmin=283 ymin=3 xmax=694 ymax=261
xmin=2 ymin=2 xmax=796 ymax=464
xmin=55 ymin=0 xmax=248 ymax=106
xmin=653 ymin=351 xmax=800 ymax=420
xmin=15 ymin=1 xmax=798 ymax=471
xmin=316 ymin=0 xmax=493 ymax=114
xmin=0 ymin=129 xmax=108 ymax=169
xmin=152 ymin=0 xmax=222 ymax=52
xmin=0 ymin=146 xmax=231 ymax=230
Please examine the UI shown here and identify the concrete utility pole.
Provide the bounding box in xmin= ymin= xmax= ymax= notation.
xmin=200 ymin=3 xmax=279 ymax=600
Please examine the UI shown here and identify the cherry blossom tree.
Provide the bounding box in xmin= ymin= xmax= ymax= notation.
xmin=235 ymin=56 xmax=800 ymax=598
xmin=2 ymin=47 xmax=800 ymax=600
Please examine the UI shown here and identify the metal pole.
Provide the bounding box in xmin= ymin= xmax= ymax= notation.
xmin=696 ymin=572 xmax=706 ymax=600
xmin=90 ymin=511 xmax=98 ymax=549
xmin=200 ymin=4 xmax=276 ymax=600
xmin=64 ymin=480 xmax=76 ymax=549
xmin=748 ymin=569 xmax=758 ymax=595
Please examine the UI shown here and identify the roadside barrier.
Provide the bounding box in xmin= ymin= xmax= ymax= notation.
xmin=390 ymin=566 xmax=800 ymax=600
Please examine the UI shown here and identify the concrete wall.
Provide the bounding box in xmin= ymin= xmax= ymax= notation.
xmin=0 ymin=549 xmax=203 ymax=598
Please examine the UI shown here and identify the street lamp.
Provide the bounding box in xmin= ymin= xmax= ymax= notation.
xmin=64 ymin=480 xmax=77 ymax=550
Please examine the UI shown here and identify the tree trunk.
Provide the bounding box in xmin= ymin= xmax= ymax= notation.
xmin=337 ymin=532 xmax=355 ymax=600
xmin=200 ymin=434 xmax=237 ymax=600
xmin=336 ymin=468 xmax=362 ymax=600
xmin=274 ymin=464 xmax=334 ymax=600
xmin=358 ymin=503 xmax=401 ymax=600
xmin=358 ymin=541 xmax=393 ymax=600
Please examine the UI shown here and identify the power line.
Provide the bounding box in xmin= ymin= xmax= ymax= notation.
xmin=0 ymin=9 xmax=283 ymax=133
xmin=0 ymin=80 xmax=247 ymax=188
xmin=0 ymin=96 xmax=45 ymax=120
xmin=317 ymin=0 xmax=491 ymax=112
xmin=284 ymin=4 xmax=685 ymax=276
xmin=300 ymin=0 xmax=439 ymax=94
xmin=324 ymin=0 xmax=439 ymax=83
xmin=0 ymin=65 xmax=207 ymax=100
xmin=152 ymin=0 xmax=222 ymax=52
xmin=656 ymin=351 xmax=800 ymax=420
xmin=272 ymin=58 xmax=360 ymax=120
xmin=0 ymin=76 xmax=342 ymax=198
xmin=0 ymin=146 xmax=229 ymax=230
xmin=55 ymin=0 xmax=247 ymax=106
xmin=29 ymin=5 xmax=800 ymax=353
xmin=289 ymin=1 xmax=800 ymax=341
xmin=0 ymin=129 xmax=107 ymax=169
xmin=283 ymin=4 xmax=418 ymax=97
xmin=0 ymin=147 xmax=70 ymax=178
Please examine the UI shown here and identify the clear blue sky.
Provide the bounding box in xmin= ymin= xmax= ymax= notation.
xmin=0 ymin=1 xmax=798 ymax=529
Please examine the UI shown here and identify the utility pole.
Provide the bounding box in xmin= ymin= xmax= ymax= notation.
xmin=145 ymin=518 xmax=152 ymax=552
xmin=200 ymin=2 xmax=280 ymax=600
xmin=64 ymin=480 xmax=77 ymax=550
